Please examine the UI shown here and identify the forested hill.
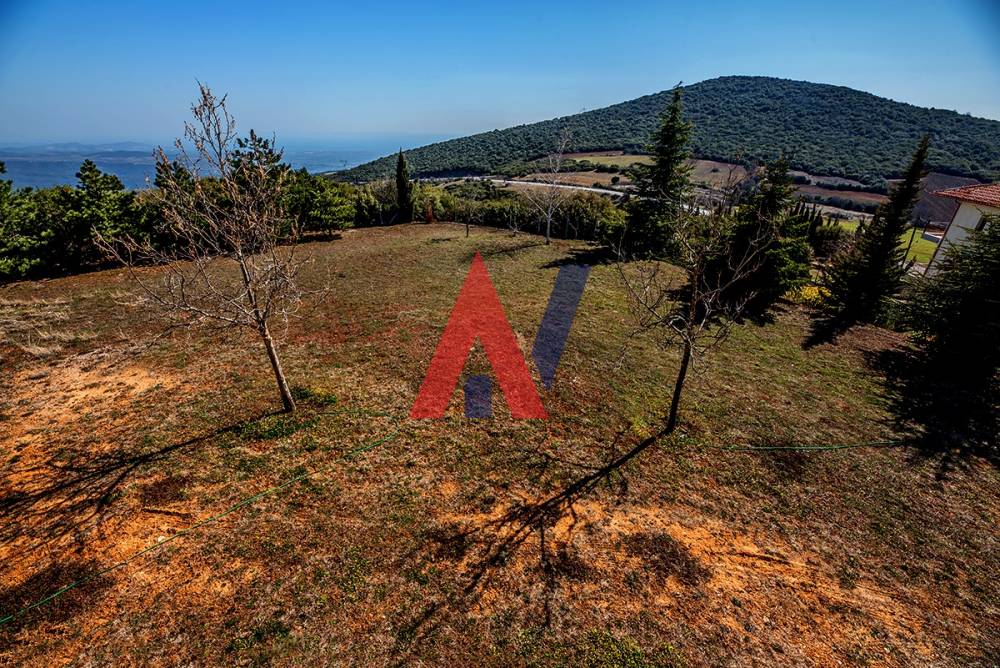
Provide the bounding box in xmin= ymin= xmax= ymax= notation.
xmin=336 ymin=76 xmax=1000 ymax=185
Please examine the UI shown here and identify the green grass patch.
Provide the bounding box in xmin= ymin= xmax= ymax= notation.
xmin=573 ymin=631 xmax=686 ymax=668
xmin=837 ymin=221 xmax=938 ymax=264
xmin=239 ymin=413 xmax=318 ymax=441
xmin=291 ymin=385 xmax=338 ymax=407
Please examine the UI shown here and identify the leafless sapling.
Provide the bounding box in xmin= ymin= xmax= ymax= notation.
xmin=523 ymin=129 xmax=572 ymax=245
xmin=100 ymin=84 xmax=306 ymax=412
xmin=620 ymin=204 xmax=772 ymax=433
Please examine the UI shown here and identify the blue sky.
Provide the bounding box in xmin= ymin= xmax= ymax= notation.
xmin=1 ymin=0 xmax=998 ymax=143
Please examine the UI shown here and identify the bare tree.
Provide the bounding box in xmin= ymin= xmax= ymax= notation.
xmin=100 ymin=84 xmax=305 ymax=412
xmin=523 ymin=129 xmax=572 ymax=245
xmin=620 ymin=205 xmax=772 ymax=433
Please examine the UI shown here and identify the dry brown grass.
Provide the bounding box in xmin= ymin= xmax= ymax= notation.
xmin=0 ymin=224 xmax=997 ymax=666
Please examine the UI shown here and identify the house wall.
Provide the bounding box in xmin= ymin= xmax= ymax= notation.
xmin=926 ymin=201 xmax=1000 ymax=273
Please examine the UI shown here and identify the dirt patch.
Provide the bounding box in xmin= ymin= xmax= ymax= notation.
xmin=430 ymin=495 xmax=946 ymax=665
xmin=623 ymin=531 xmax=710 ymax=585
xmin=2 ymin=350 xmax=173 ymax=450
xmin=0 ymin=352 xmax=183 ymax=593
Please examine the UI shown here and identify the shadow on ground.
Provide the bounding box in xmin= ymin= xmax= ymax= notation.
xmin=867 ymin=345 xmax=998 ymax=476
xmin=0 ymin=411 xmax=280 ymax=556
xmin=391 ymin=424 xmax=671 ymax=658
xmin=541 ymin=245 xmax=616 ymax=268
xmin=0 ymin=559 xmax=113 ymax=640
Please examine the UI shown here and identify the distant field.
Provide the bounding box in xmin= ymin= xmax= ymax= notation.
xmin=563 ymin=156 xmax=889 ymax=207
xmin=838 ymin=220 xmax=939 ymax=265
xmin=798 ymin=184 xmax=888 ymax=206
xmin=518 ymin=171 xmax=624 ymax=187
xmin=566 ymin=151 xmax=652 ymax=167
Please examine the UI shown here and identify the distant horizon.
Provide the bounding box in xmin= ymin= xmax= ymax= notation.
xmin=0 ymin=133 xmax=460 ymax=151
xmin=0 ymin=132 xmax=458 ymax=190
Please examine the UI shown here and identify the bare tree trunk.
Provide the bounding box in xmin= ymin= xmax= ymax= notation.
xmin=260 ymin=321 xmax=296 ymax=412
xmin=100 ymin=85 xmax=309 ymax=416
xmin=545 ymin=212 xmax=552 ymax=245
xmin=666 ymin=338 xmax=691 ymax=433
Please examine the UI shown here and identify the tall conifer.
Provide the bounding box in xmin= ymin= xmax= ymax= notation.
xmin=395 ymin=149 xmax=413 ymax=222
xmin=823 ymin=136 xmax=929 ymax=324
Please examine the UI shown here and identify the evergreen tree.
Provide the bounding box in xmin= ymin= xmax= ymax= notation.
xmin=822 ymin=136 xmax=929 ymax=324
xmin=66 ymin=159 xmax=135 ymax=270
xmin=621 ymin=86 xmax=693 ymax=257
xmin=713 ymin=156 xmax=812 ymax=318
xmin=637 ymin=87 xmax=693 ymax=207
xmin=891 ymin=215 xmax=1000 ymax=458
xmin=395 ymin=150 xmax=414 ymax=222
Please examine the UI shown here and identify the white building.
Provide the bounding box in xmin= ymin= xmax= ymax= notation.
xmin=926 ymin=183 xmax=1000 ymax=273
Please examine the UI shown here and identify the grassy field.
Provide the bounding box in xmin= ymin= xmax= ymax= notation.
xmin=566 ymin=152 xmax=653 ymax=168
xmin=1 ymin=224 xmax=996 ymax=666
xmin=838 ymin=221 xmax=940 ymax=265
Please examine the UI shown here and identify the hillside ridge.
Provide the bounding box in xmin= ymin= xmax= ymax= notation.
xmin=336 ymin=76 xmax=1000 ymax=184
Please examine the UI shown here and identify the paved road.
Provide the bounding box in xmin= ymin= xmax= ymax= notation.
xmin=481 ymin=178 xmax=627 ymax=198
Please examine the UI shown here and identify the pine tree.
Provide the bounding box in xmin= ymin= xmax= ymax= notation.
xmin=714 ymin=156 xmax=812 ymax=317
xmin=822 ymin=136 xmax=929 ymax=324
xmin=637 ymin=87 xmax=693 ymax=207
xmin=893 ymin=214 xmax=1000 ymax=457
xmin=395 ymin=150 xmax=413 ymax=222
xmin=621 ymin=86 xmax=693 ymax=257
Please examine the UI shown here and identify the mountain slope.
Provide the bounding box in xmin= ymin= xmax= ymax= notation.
xmin=336 ymin=76 xmax=1000 ymax=184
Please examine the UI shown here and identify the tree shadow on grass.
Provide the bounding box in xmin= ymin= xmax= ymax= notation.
xmin=867 ymin=345 xmax=998 ymax=477
xmin=390 ymin=424 xmax=670 ymax=659
xmin=541 ymin=245 xmax=616 ymax=268
xmin=0 ymin=559 xmax=113 ymax=641
xmin=803 ymin=313 xmax=854 ymax=349
xmin=469 ymin=240 xmax=546 ymax=260
xmin=0 ymin=411 xmax=281 ymax=558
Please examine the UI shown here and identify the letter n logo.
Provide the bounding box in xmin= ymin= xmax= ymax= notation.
xmin=410 ymin=252 xmax=547 ymax=418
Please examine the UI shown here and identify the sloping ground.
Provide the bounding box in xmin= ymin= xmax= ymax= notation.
xmin=337 ymin=76 xmax=1000 ymax=183
xmin=1 ymin=224 xmax=997 ymax=666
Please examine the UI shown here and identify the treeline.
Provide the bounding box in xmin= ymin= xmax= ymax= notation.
xmin=338 ymin=76 xmax=1000 ymax=184
xmin=0 ymin=157 xmax=625 ymax=282
xmin=0 ymin=159 xmax=356 ymax=281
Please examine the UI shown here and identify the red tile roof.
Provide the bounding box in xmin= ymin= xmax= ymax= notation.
xmin=933 ymin=183 xmax=1000 ymax=209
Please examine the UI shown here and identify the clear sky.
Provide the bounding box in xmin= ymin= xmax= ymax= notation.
xmin=1 ymin=0 xmax=998 ymax=144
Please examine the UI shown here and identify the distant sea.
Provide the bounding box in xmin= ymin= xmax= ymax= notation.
xmin=0 ymin=135 xmax=453 ymax=190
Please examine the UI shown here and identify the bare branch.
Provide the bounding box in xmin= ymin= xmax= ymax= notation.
xmin=97 ymin=85 xmax=305 ymax=412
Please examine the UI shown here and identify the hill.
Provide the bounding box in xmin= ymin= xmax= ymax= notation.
xmin=2 ymin=224 xmax=997 ymax=666
xmin=337 ymin=76 xmax=1000 ymax=184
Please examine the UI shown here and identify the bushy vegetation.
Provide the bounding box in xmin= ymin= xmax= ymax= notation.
xmin=893 ymin=215 xmax=1000 ymax=459
xmin=0 ymin=159 xmax=148 ymax=279
xmin=802 ymin=202 xmax=847 ymax=258
xmin=710 ymin=156 xmax=812 ymax=318
xmin=435 ymin=179 xmax=623 ymax=241
xmin=338 ymin=76 xmax=1000 ymax=184
xmin=1 ymin=154 xmax=625 ymax=282
xmin=0 ymin=159 xmax=355 ymax=282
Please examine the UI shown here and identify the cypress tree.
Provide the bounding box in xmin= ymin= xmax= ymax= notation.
xmin=637 ymin=86 xmax=694 ymax=208
xmin=395 ymin=149 xmax=413 ymax=222
xmin=822 ymin=135 xmax=929 ymax=324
